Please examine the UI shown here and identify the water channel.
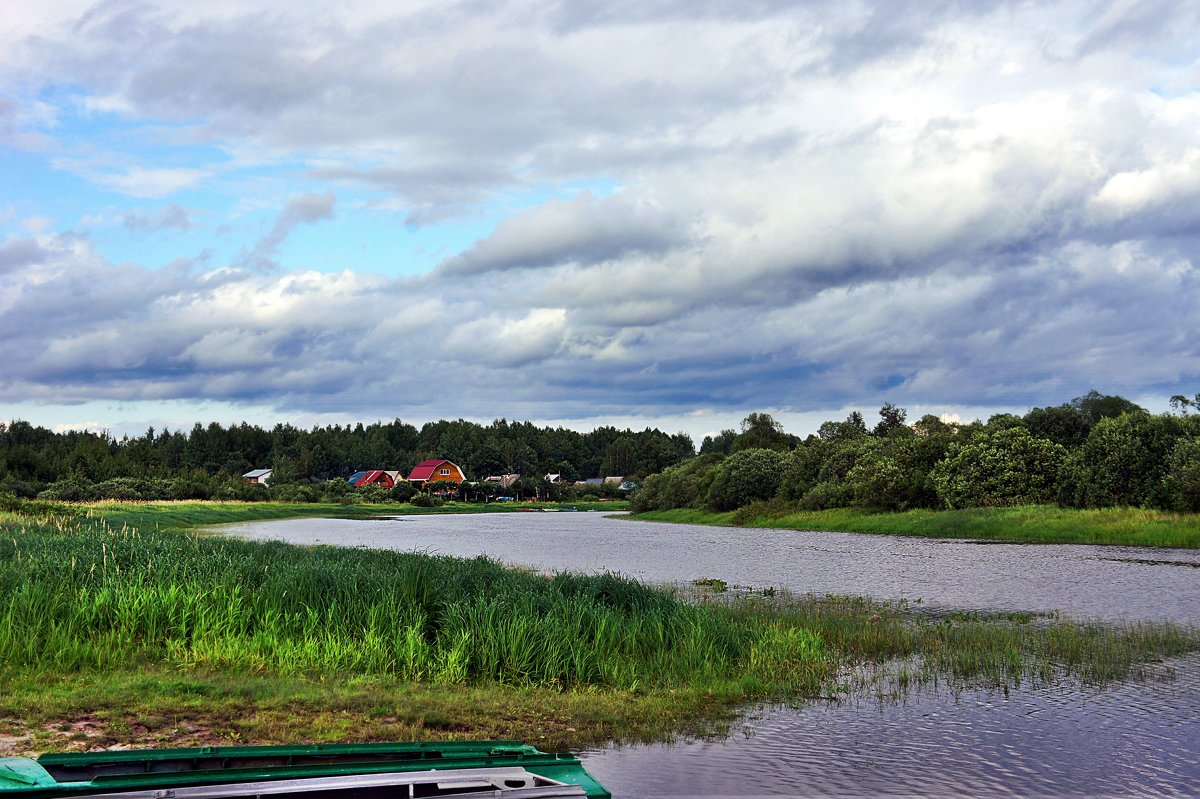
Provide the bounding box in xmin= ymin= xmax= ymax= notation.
xmin=219 ymin=512 xmax=1200 ymax=797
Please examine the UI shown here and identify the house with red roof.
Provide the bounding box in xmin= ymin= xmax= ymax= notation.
xmin=346 ymin=470 xmax=402 ymax=488
xmin=407 ymin=459 xmax=466 ymax=486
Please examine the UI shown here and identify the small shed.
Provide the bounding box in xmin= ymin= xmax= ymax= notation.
xmin=484 ymin=473 xmax=520 ymax=488
xmin=244 ymin=469 xmax=272 ymax=486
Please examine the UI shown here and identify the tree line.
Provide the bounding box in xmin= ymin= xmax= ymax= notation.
xmin=632 ymin=391 xmax=1200 ymax=515
xmin=0 ymin=417 xmax=695 ymax=503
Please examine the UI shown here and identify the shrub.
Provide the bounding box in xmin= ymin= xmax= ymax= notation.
xmin=705 ymin=448 xmax=789 ymax=512
xmin=1066 ymin=413 xmax=1185 ymax=508
xmin=94 ymin=477 xmax=169 ymax=501
xmin=796 ymin=480 xmax=853 ymax=510
xmin=409 ymin=493 xmax=435 ymax=507
xmin=390 ymin=480 xmax=417 ymax=502
xmin=269 ymin=483 xmax=319 ymax=503
xmin=931 ymin=428 xmax=1066 ymax=509
xmin=629 ymin=454 xmax=723 ymax=512
xmin=167 ymin=476 xmax=212 ymax=500
xmin=845 ymin=452 xmax=909 ymax=510
xmin=1163 ymin=438 xmax=1200 ymax=512
xmin=38 ymin=477 xmax=99 ymax=502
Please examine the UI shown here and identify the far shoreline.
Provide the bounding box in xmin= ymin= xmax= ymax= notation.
xmin=624 ymin=504 xmax=1200 ymax=549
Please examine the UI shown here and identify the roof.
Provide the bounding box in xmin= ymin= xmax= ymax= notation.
xmin=244 ymin=469 xmax=272 ymax=479
xmin=357 ymin=470 xmax=395 ymax=487
xmin=408 ymin=459 xmax=462 ymax=481
xmin=346 ymin=470 xmax=368 ymax=485
xmin=545 ymin=473 xmax=561 ymax=482
xmin=603 ymin=476 xmax=624 ymax=484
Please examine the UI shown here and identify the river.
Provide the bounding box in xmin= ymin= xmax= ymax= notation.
xmin=219 ymin=512 xmax=1200 ymax=797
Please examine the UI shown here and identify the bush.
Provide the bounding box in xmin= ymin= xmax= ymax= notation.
xmin=845 ymin=452 xmax=909 ymax=510
xmin=94 ymin=477 xmax=169 ymax=501
xmin=390 ymin=480 xmax=417 ymax=502
xmin=269 ymin=483 xmax=319 ymax=503
xmin=797 ymin=480 xmax=853 ymax=510
xmin=38 ymin=477 xmax=99 ymax=502
xmin=1163 ymin=438 xmax=1200 ymax=512
xmin=931 ymin=428 xmax=1066 ymax=509
xmin=167 ymin=476 xmax=212 ymax=500
xmin=409 ymin=493 xmax=435 ymax=507
xmin=629 ymin=454 xmax=723 ymax=512
xmin=1065 ymin=413 xmax=1185 ymax=508
xmin=705 ymin=448 xmax=789 ymax=512
xmin=355 ymin=485 xmax=395 ymax=504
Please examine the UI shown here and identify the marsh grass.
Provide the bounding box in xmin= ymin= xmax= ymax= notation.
xmin=2 ymin=502 xmax=1197 ymax=753
xmin=0 ymin=510 xmax=828 ymax=699
xmin=630 ymin=505 xmax=1200 ymax=548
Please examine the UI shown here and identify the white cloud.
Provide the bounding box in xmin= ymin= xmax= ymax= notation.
xmin=93 ymin=167 xmax=209 ymax=198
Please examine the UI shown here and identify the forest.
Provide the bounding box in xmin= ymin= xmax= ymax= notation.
xmin=5 ymin=390 xmax=1199 ymax=512
xmin=632 ymin=391 xmax=1200 ymax=515
xmin=0 ymin=417 xmax=694 ymax=503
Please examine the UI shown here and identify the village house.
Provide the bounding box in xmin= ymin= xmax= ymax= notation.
xmin=346 ymin=470 xmax=402 ymax=488
xmin=408 ymin=459 xmax=466 ymax=486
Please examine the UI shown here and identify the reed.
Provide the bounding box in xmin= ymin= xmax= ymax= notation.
xmin=0 ymin=510 xmax=828 ymax=697
xmin=2 ymin=502 xmax=1196 ymax=747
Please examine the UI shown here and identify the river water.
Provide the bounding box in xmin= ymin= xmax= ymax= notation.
xmin=219 ymin=512 xmax=1200 ymax=797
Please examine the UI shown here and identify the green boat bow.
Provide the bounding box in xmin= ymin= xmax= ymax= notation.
xmin=0 ymin=742 xmax=609 ymax=799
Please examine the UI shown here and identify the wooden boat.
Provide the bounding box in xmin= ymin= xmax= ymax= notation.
xmin=0 ymin=741 xmax=610 ymax=799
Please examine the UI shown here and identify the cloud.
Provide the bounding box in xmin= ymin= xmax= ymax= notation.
xmin=122 ymin=203 xmax=194 ymax=232
xmin=439 ymin=192 xmax=692 ymax=276
xmin=0 ymin=238 xmax=46 ymax=275
xmin=4 ymin=1 xmax=1200 ymax=426
xmin=246 ymin=191 xmax=336 ymax=267
xmin=92 ymin=166 xmax=208 ymax=198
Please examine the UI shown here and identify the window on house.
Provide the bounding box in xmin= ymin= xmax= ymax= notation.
xmin=440 ymin=468 xmax=450 ymax=475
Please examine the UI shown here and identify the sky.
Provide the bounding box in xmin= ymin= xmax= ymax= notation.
xmin=2 ymin=0 xmax=1199 ymax=442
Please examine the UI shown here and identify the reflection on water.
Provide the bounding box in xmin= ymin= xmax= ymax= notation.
xmin=583 ymin=654 xmax=1200 ymax=797
xmin=221 ymin=512 xmax=1200 ymax=624
xmin=218 ymin=513 xmax=1200 ymax=797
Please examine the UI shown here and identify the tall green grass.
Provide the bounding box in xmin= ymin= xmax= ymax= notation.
xmin=0 ymin=511 xmax=825 ymax=696
xmin=2 ymin=504 xmax=1196 ymax=713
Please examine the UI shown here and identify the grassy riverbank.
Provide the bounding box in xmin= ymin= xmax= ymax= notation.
xmin=1 ymin=501 xmax=1197 ymax=755
xmin=628 ymin=504 xmax=1200 ymax=548
xmin=56 ymin=499 xmax=626 ymax=533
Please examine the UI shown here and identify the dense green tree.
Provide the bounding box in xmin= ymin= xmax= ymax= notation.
xmin=630 ymin=454 xmax=725 ymax=512
xmin=1023 ymin=404 xmax=1092 ymax=448
xmin=733 ymin=412 xmax=797 ymax=452
xmin=1163 ymin=438 xmax=1200 ymax=512
xmin=700 ymin=429 xmax=738 ymax=456
xmin=931 ymin=428 xmax=1067 ymax=509
xmin=817 ymin=411 xmax=868 ymax=442
xmin=705 ymin=448 xmax=789 ymax=511
xmin=1071 ymin=390 xmax=1144 ymax=424
xmin=1064 ymin=413 xmax=1185 ymax=508
xmin=872 ymin=403 xmax=908 ymax=437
